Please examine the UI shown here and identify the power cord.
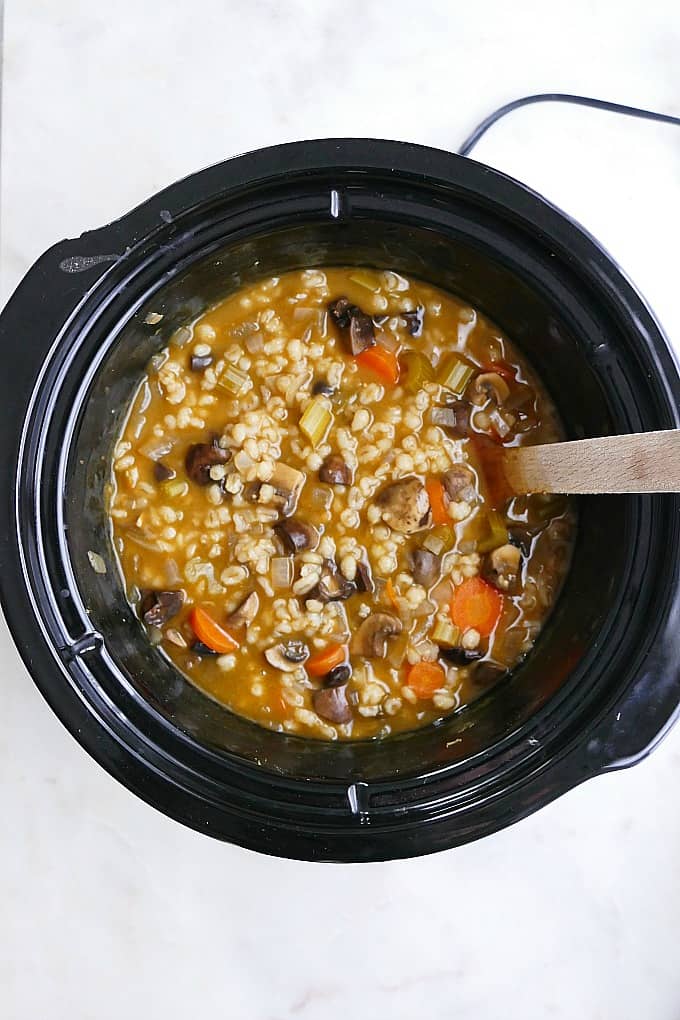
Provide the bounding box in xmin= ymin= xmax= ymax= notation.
xmin=458 ymin=92 xmax=680 ymax=157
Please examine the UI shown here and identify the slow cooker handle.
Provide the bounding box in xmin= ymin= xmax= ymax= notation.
xmin=0 ymin=248 xmax=115 ymax=456
xmin=588 ymin=642 xmax=680 ymax=772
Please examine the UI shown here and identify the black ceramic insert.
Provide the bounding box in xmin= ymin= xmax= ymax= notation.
xmin=0 ymin=139 xmax=678 ymax=860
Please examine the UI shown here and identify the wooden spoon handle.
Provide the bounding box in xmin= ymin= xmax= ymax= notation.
xmin=503 ymin=429 xmax=680 ymax=494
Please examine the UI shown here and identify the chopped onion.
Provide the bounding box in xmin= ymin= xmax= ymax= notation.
xmin=87 ymin=550 xmax=106 ymax=574
xmin=292 ymin=307 xmax=315 ymax=321
xmin=230 ymin=321 xmax=259 ymax=339
xmin=125 ymin=531 xmax=161 ymax=552
xmin=309 ymin=485 xmax=333 ymax=511
xmin=139 ymin=438 xmax=175 ymax=461
xmin=149 ymin=352 xmax=167 ymax=373
xmin=245 ymin=332 xmax=263 ymax=353
xmin=315 ymin=309 xmax=327 ymax=335
xmin=423 ymin=533 xmax=446 ymax=555
xmin=164 ymin=558 xmax=182 ymax=584
xmin=131 ymin=415 xmax=146 ymax=440
xmin=170 ymin=326 xmax=192 ymax=348
xmin=137 ymin=381 xmax=152 ymax=413
xmin=271 ymin=557 xmax=293 ymax=590
xmin=378 ymin=332 xmax=400 ymax=353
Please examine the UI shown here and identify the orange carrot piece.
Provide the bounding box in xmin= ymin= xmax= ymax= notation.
xmin=355 ymin=344 xmax=400 ymax=384
xmin=306 ymin=643 xmax=348 ymax=677
xmin=450 ymin=576 xmax=503 ymax=637
xmin=189 ymin=606 xmax=239 ymax=653
xmin=426 ymin=477 xmax=449 ymax=525
xmin=406 ymin=661 xmax=447 ymax=699
xmin=385 ymin=577 xmax=400 ymax=611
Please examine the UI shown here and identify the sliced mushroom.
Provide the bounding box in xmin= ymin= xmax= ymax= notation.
xmin=440 ymin=647 xmax=483 ymax=666
xmin=429 ymin=401 xmax=471 ymax=437
xmin=225 ymin=591 xmax=259 ymax=628
xmin=348 ymin=310 xmax=376 ymax=355
xmin=190 ymin=353 xmax=213 ymax=372
xmin=312 ymin=685 xmax=353 ymax=724
xmin=185 ymin=440 xmax=230 ymax=485
xmin=483 ymin=543 xmax=522 ymax=592
xmin=351 ymin=612 xmax=403 ymax=658
xmin=325 ymin=663 xmax=352 ymax=687
xmin=312 ymin=379 xmax=335 ymax=397
xmin=328 ymin=296 xmax=353 ymax=329
xmin=375 ymin=477 xmax=431 ymax=534
xmin=410 ymin=548 xmax=440 ymax=587
xmin=264 ymin=641 xmax=310 ymax=672
xmin=355 ymin=560 xmax=375 ymax=594
xmin=165 ymin=627 xmax=187 ymax=649
xmin=314 ymin=559 xmax=356 ymax=602
xmin=153 ymin=461 xmax=175 ymax=483
xmin=274 ymin=518 xmax=320 ymax=554
xmin=328 ymin=297 xmax=376 ymax=355
xmin=470 ymin=372 xmax=511 ymax=407
xmin=139 ymin=589 xmax=184 ymax=627
xmin=244 ymin=481 xmax=262 ymax=502
xmin=441 ymin=465 xmax=477 ymax=504
xmin=269 ymin=461 xmax=305 ymax=515
xmin=401 ymin=306 xmax=425 ymax=337
xmin=319 ymin=454 xmax=352 ymax=486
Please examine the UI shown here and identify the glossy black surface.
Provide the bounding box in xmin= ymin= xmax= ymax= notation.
xmin=0 ymin=139 xmax=678 ymax=860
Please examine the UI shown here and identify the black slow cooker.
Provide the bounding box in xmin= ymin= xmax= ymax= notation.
xmin=1 ymin=139 xmax=678 ymax=861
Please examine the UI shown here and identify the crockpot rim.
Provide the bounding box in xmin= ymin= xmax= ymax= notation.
xmin=1 ymin=137 xmax=679 ymax=861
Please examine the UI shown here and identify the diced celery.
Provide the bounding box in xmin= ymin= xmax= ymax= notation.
xmin=299 ymin=396 xmax=333 ymax=447
xmin=431 ymin=618 xmax=461 ymax=648
xmin=476 ymin=509 xmax=510 ymax=553
xmin=400 ymin=351 xmax=434 ymax=393
xmin=218 ymin=364 xmax=249 ymax=395
xmin=438 ymin=354 xmax=475 ymax=396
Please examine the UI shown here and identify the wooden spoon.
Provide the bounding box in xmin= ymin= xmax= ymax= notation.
xmin=485 ymin=429 xmax=680 ymax=496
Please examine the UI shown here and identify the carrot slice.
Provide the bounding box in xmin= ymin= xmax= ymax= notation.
xmin=406 ymin=661 xmax=446 ymax=699
xmin=355 ymin=344 xmax=400 ymax=385
xmin=306 ymin=643 xmax=348 ymax=677
xmin=189 ymin=606 xmax=239 ymax=653
xmin=426 ymin=477 xmax=449 ymax=525
xmin=385 ymin=577 xmax=400 ymax=611
xmin=450 ymin=576 xmax=503 ymax=637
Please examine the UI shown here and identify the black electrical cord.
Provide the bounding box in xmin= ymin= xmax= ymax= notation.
xmin=458 ymin=92 xmax=680 ymax=157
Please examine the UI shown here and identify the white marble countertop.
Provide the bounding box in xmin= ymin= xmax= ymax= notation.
xmin=2 ymin=1 xmax=680 ymax=1017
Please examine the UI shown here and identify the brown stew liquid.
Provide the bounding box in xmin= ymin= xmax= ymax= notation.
xmin=109 ymin=268 xmax=575 ymax=740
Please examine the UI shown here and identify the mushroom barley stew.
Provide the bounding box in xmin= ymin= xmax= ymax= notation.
xmin=109 ymin=268 xmax=575 ymax=740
